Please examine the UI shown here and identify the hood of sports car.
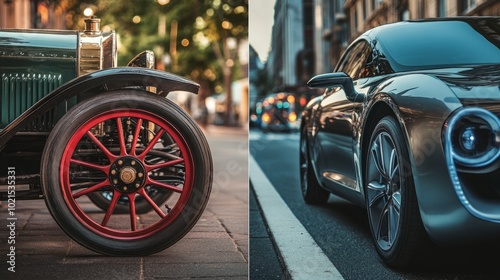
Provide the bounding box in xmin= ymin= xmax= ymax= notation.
xmin=433 ymin=65 xmax=500 ymax=108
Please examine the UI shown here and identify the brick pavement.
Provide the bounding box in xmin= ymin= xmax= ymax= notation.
xmin=0 ymin=125 xmax=248 ymax=280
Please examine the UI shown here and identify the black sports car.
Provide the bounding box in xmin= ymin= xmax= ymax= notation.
xmin=300 ymin=17 xmax=500 ymax=267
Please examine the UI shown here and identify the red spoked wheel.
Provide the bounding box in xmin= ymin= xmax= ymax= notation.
xmin=41 ymin=91 xmax=212 ymax=255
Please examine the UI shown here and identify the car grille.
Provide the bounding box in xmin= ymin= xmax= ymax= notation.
xmin=1 ymin=73 xmax=61 ymax=131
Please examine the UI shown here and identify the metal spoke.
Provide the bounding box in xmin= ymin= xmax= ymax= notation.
xmin=128 ymin=193 xmax=137 ymax=231
xmin=101 ymin=190 xmax=121 ymax=226
xmin=392 ymin=191 xmax=401 ymax=213
xmin=86 ymin=131 xmax=116 ymax=161
xmin=130 ymin=118 xmax=143 ymax=156
xmin=146 ymin=158 xmax=184 ymax=171
xmin=116 ymin=118 xmax=127 ymax=156
xmin=371 ymin=139 xmax=385 ymax=178
xmin=73 ymin=180 xmax=109 ymax=198
xmin=376 ymin=206 xmax=389 ymax=243
xmin=388 ymin=149 xmax=398 ymax=180
xmin=146 ymin=178 xmax=183 ymax=193
xmin=70 ymin=159 xmax=109 ymax=173
xmin=388 ymin=198 xmax=400 ymax=246
xmin=367 ymin=181 xmax=386 ymax=207
xmin=138 ymin=129 xmax=165 ymax=160
xmin=138 ymin=188 xmax=166 ymax=218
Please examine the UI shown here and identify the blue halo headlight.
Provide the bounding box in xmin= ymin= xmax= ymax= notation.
xmin=446 ymin=107 xmax=500 ymax=167
xmin=460 ymin=126 xmax=477 ymax=151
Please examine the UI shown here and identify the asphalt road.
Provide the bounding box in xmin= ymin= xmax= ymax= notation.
xmin=0 ymin=125 xmax=248 ymax=280
xmin=249 ymin=128 xmax=500 ymax=280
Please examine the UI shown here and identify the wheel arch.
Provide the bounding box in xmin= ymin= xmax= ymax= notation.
xmin=0 ymin=67 xmax=199 ymax=151
xmin=359 ymin=96 xmax=414 ymax=195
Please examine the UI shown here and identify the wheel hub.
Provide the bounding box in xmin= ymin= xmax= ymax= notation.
xmin=109 ymin=156 xmax=146 ymax=193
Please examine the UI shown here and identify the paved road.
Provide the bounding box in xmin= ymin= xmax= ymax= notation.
xmin=249 ymin=128 xmax=500 ymax=280
xmin=0 ymin=125 xmax=248 ymax=280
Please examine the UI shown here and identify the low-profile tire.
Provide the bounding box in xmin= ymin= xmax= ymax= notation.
xmin=300 ymin=127 xmax=329 ymax=204
xmin=365 ymin=116 xmax=431 ymax=268
xmin=41 ymin=90 xmax=212 ymax=256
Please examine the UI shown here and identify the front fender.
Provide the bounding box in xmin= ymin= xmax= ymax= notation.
xmin=0 ymin=67 xmax=199 ymax=150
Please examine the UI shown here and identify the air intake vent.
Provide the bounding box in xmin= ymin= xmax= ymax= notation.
xmin=1 ymin=73 xmax=61 ymax=131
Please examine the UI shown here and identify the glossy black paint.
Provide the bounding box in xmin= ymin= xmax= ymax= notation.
xmin=302 ymin=17 xmax=500 ymax=244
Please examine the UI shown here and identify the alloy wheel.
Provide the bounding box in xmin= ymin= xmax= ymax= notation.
xmin=366 ymin=131 xmax=401 ymax=251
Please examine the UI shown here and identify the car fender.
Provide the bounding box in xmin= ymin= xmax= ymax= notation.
xmin=0 ymin=67 xmax=199 ymax=150
xmin=363 ymin=73 xmax=472 ymax=239
xmin=301 ymin=94 xmax=325 ymax=172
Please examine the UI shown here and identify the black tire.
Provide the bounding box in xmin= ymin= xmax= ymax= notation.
xmin=299 ymin=127 xmax=329 ymax=204
xmin=41 ymin=90 xmax=212 ymax=256
xmin=365 ymin=116 xmax=431 ymax=267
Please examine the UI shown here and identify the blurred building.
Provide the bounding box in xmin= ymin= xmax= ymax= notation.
xmin=312 ymin=0 xmax=347 ymax=74
xmin=265 ymin=0 xmax=348 ymax=95
xmin=267 ymin=0 xmax=304 ymax=91
xmin=0 ymin=0 xmax=68 ymax=29
xmin=265 ymin=0 xmax=500 ymax=97
xmin=345 ymin=0 xmax=500 ymax=46
xmin=249 ymin=45 xmax=264 ymax=111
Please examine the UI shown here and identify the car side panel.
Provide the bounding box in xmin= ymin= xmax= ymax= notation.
xmin=315 ymin=89 xmax=357 ymax=189
xmin=370 ymin=74 xmax=500 ymax=243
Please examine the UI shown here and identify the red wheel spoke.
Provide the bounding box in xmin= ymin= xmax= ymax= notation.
xmin=73 ymin=180 xmax=109 ymax=198
xmin=101 ymin=190 xmax=121 ymax=226
xmin=138 ymin=188 xmax=166 ymax=218
xmin=128 ymin=193 xmax=137 ymax=231
xmin=86 ymin=131 xmax=116 ymax=161
xmin=146 ymin=158 xmax=184 ymax=172
xmin=60 ymin=109 xmax=195 ymax=239
xmin=130 ymin=118 xmax=143 ymax=156
xmin=115 ymin=118 xmax=127 ymax=156
xmin=70 ymin=159 xmax=109 ymax=173
xmin=138 ymin=129 xmax=165 ymax=159
xmin=146 ymin=178 xmax=183 ymax=193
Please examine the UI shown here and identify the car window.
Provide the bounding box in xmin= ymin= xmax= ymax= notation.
xmin=377 ymin=20 xmax=500 ymax=71
xmin=335 ymin=40 xmax=372 ymax=80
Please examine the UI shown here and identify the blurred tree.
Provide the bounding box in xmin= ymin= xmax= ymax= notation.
xmin=60 ymin=0 xmax=248 ymax=125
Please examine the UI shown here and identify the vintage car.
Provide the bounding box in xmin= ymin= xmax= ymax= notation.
xmin=0 ymin=17 xmax=212 ymax=256
xmin=300 ymin=17 xmax=500 ymax=267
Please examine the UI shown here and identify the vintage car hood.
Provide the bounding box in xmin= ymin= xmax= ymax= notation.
xmin=432 ymin=65 xmax=500 ymax=106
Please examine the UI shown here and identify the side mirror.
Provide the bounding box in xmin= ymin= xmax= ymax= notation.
xmin=307 ymin=72 xmax=364 ymax=102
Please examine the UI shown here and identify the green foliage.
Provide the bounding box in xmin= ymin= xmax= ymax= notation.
xmin=63 ymin=0 xmax=248 ymax=98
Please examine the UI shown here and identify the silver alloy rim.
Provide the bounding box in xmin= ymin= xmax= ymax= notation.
xmin=366 ymin=131 xmax=401 ymax=251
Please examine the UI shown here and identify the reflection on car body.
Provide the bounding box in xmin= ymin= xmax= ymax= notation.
xmin=300 ymin=17 xmax=500 ymax=268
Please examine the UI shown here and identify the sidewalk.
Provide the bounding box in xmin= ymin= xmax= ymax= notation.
xmin=202 ymin=124 xmax=249 ymax=138
xmin=0 ymin=129 xmax=248 ymax=279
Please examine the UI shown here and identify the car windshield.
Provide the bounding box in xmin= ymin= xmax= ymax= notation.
xmin=377 ymin=20 xmax=500 ymax=71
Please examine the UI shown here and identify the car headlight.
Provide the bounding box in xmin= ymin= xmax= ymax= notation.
xmin=446 ymin=107 xmax=500 ymax=167
xmin=79 ymin=17 xmax=117 ymax=76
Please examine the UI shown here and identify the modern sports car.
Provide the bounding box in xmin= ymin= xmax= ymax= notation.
xmin=300 ymin=17 xmax=500 ymax=267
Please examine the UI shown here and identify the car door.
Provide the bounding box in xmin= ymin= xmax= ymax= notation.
xmin=313 ymin=40 xmax=372 ymax=198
